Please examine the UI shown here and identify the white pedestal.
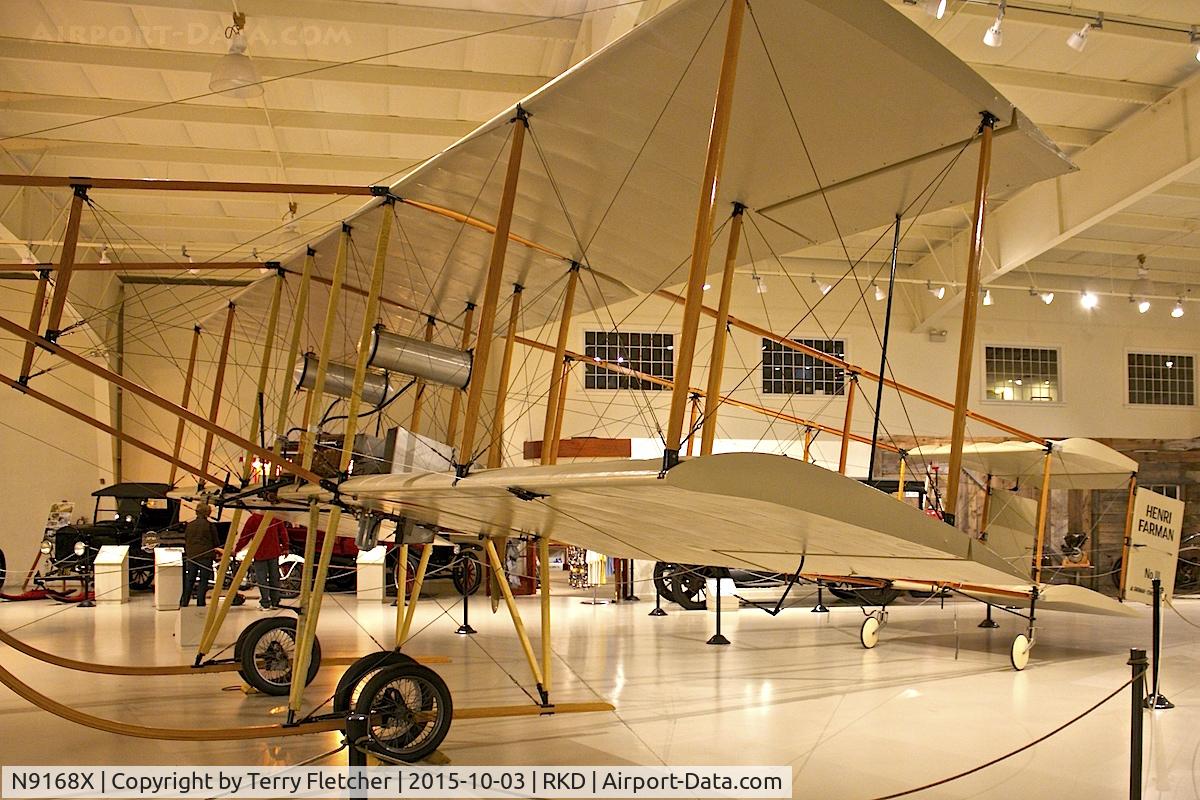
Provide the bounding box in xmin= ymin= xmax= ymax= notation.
xmin=706 ymin=578 xmax=738 ymax=612
xmin=357 ymin=545 xmax=388 ymax=602
xmin=154 ymin=548 xmax=183 ymax=611
xmin=175 ymin=605 xmax=208 ymax=647
xmin=94 ymin=545 xmax=129 ymax=604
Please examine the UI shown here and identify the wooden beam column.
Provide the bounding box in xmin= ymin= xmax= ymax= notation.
xmin=445 ymin=302 xmax=475 ymax=448
xmin=699 ymin=204 xmax=744 ymax=455
xmin=664 ymin=0 xmax=745 ymax=468
xmin=198 ymin=302 xmax=236 ymax=484
xmin=1031 ymin=447 xmax=1054 ymax=584
xmin=167 ymin=325 xmax=201 ymax=486
xmin=540 ymin=264 xmax=581 ymax=466
xmin=944 ymin=113 xmax=998 ymax=522
xmin=408 ymin=315 xmax=437 ymax=436
xmin=299 ymin=225 xmax=352 ymax=471
xmin=42 ymin=185 xmax=87 ymax=339
xmin=459 ymin=111 xmax=528 ymax=473
xmin=18 ymin=269 xmax=49 ymax=382
xmin=487 ymin=285 xmax=523 ymax=469
xmin=838 ymin=375 xmax=858 ymax=475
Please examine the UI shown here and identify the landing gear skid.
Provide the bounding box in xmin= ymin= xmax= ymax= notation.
xmin=859 ymin=609 xmax=887 ymax=649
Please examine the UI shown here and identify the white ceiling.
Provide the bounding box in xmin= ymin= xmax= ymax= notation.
xmin=0 ymin=0 xmax=1198 ymax=315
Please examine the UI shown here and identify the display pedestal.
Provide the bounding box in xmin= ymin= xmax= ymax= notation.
xmin=175 ymin=606 xmax=208 ymax=647
xmin=357 ymin=545 xmax=387 ymax=602
xmin=154 ymin=548 xmax=183 ymax=611
xmin=706 ymin=578 xmax=737 ymax=612
xmin=94 ymin=545 xmax=129 ymax=604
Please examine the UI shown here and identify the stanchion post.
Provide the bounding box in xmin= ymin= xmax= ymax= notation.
xmin=706 ymin=574 xmax=730 ymax=646
xmin=456 ymin=546 xmax=476 ymax=635
xmin=1129 ymin=648 xmax=1147 ymax=800
xmin=346 ymin=712 xmax=368 ymax=785
xmin=1144 ymin=578 xmax=1173 ymax=710
xmin=812 ymin=582 xmax=828 ymax=613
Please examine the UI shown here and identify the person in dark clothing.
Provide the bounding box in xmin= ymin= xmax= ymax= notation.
xmin=235 ymin=511 xmax=290 ymax=609
xmin=180 ymin=503 xmax=222 ymax=607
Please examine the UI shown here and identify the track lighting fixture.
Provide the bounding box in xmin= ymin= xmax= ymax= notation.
xmin=873 ymin=282 xmax=886 ymax=301
xmin=903 ymin=0 xmax=947 ymax=20
xmin=1192 ymin=27 xmax=1200 ymax=63
xmin=99 ymin=245 xmax=111 ymax=264
xmin=209 ymin=12 xmax=264 ymax=98
xmin=283 ymin=202 xmax=299 ymax=233
xmin=1131 ymin=254 xmax=1152 ymax=314
xmin=1040 ymin=291 xmax=1054 ymax=305
xmin=983 ymin=0 xmax=1006 ymax=47
xmin=926 ymin=280 xmax=945 ymax=300
xmin=811 ymin=274 xmax=832 ymax=296
xmin=21 ymin=245 xmax=36 ymax=265
xmin=982 ymin=288 xmax=993 ymax=306
xmin=752 ymin=273 xmax=767 ymax=295
xmin=1080 ymin=291 xmax=1099 ymax=310
xmin=1066 ymin=14 xmax=1101 ymax=52
xmin=182 ymin=245 xmax=197 ymax=274
xmin=1172 ymin=299 xmax=1185 ymax=318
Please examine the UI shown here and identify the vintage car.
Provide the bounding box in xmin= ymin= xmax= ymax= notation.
xmin=37 ymin=482 xmax=183 ymax=597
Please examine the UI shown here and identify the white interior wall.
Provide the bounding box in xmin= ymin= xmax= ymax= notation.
xmin=0 ymin=281 xmax=111 ymax=589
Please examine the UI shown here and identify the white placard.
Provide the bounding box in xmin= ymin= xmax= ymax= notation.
xmin=1123 ymin=488 xmax=1185 ymax=604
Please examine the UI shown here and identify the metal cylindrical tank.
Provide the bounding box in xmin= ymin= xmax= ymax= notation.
xmin=366 ymin=325 xmax=472 ymax=389
xmin=294 ymin=353 xmax=391 ymax=406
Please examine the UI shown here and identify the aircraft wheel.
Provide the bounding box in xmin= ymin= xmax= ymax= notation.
xmin=237 ymin=617 xmax=321 ymax=696
xmin=451 ymin=548 xmax=483 ymax=596
xmin=669 ymin=568 xmax=707 ymax=610
xmin=354 ymin=662 xmax=453 ymax=763
xmin=859 ymin=615 xmax=881 ymax=649
xmin=1010 ymin=633 xmax=1031 ymax=671
xmin=333 ymin=650 xmax=416 ymax=714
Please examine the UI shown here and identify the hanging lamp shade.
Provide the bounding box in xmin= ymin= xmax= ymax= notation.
xmin=209 ymin=31 xmax=263 ymax=98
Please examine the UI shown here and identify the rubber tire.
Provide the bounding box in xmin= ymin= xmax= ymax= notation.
xmin=652 ymin=562 xmax=676 ymax=601
xmin=451 ymin=549 xmax=483 ymax=596
xmin=333 ymin=651 xmax=417 ymax=714
xmin=1010 ymin=633 xmax=1031 ymax=671
xmin=670 ymin=566 xmax=707 ymax=610
xmin=354 ymin=662 xmax=453 ymax=763
xmin=128 ymin=562 xmax=154 ymax=592
xmin=0 ymin=548 xmax=6 ymax=588
xmin=860 ymin=616 xmax=881 ymax=649
xmin=827 ymin=585 xmax=902 ymax=607
xmin=237 ymin=616 xmax=321 ymax=696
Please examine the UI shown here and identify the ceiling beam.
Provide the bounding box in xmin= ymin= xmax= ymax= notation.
xmin=1038 ymin=124 xmax=1108 ymax=149
xmin=0 ymin=91 xmax=480 ymax=139
xmin=907 ymin=73 xmax=1200 ymax=331
xmin=1153 ymin=182 xmax=1200 ymax=201
xmin=85 ymin=0 xmax=583 ymax=40
xmin=0 ymin=38 xmax=548 ymax=95
xmin=968 ymin=64 xmax=1171 ymax=106
xmin=1050 ymin=237 xmax=1200 ymax=262
xmin=4 ymin=138 xmax=425 ymax=174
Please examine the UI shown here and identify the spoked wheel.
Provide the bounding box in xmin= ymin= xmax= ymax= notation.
xmin=128 ymin=562 xmax=154 ymax=592
xmin=451 ymin=548 xmax=483 ymax=596
xmin=859 ymin=614 xmax=883 ymax=649
xmin=354 ymin=662 xmax=453 ymax=763
xmin=1174 ymin=548 xmax=1200 ymax=595
xmin=333 ymin=651 xmax=416 ymax=714
xmin=827 ymin=584 xmax=902 ymax=607
xmin=652 ymin=562 xmax=676 ymax=601
xmin=1010 ymin=633 xmax=1032 ymax=671
xmin=669 ymin=566 xmax=707 ymax=610
xmin=237 ymin=617 xmax=321 ymax=696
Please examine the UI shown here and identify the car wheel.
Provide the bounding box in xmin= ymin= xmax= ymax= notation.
xmin=669 ymin=566 xmax=707 ymax=610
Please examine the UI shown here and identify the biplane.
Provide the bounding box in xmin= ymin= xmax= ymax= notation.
xmin=0 ymin=0 xmax=1156 ymax=765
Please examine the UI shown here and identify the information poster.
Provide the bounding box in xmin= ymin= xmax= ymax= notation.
xmin=1123 ymin=488 xmax=1184 ymax=603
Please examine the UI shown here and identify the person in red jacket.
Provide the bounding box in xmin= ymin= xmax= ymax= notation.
xmin=236 ymin=511 xmax=291 ymax=610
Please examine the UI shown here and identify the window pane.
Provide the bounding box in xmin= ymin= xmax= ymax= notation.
xmin=984 ymin=346 xmax=1060 ymax=402
xmin=584 ymin=330 xmax=675 ymax=391
xmin=1127 ymin=353 xmax=1194 ymax=406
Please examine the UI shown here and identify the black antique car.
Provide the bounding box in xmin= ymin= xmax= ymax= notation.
xmin=37 ymin=482 xmax=182 ymax=597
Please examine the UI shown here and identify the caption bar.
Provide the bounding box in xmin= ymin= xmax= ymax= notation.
xmin=2 ymin=766 xmax=791 ymax=798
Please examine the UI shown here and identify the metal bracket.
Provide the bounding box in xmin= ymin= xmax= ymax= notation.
xmin=507 ymin=486 xmax=548 ymax=502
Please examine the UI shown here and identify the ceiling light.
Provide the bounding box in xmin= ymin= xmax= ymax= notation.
xmin=1192 ymin=27 xmax=1200 ymax=63
xmin=182 ymin=245 xmax=197 ymax=274
xmin=873 ymin=282 xmax=886 ymax=302
xmin=983 ymin=0 xmax=1006 ymax=47
xmin=1067 ymin=14 xmax=1101 ymax=52
xmin=810 ymin=274 xmax=832 ymax=296
xmin=702 ymin=282 xmax=712 ymax=291
xmin=926 ymin=280 xmax=945 ymax=300
xmin=283 ymin=202 xmax=300 ymax=233
xmin=1130 ymin=254 xmax=1153 ymax=313
xmin=1171 ymin=299 xmax=1185 ymax=318
xmin=99 ymin=245 xmax=111 ymax=265
xmin=904 ymin=0 xmax=947 ymax=20
xmin=982 ymin=288 xmax=993 ymax=306
xmin=1080 ymin=291 xmax=1099 ymax=310
xmin=209 ymin=13 xmax=264 ymax=99
xmin=1040 ymin=292 xmax=1054 ymax=305
xmin=21 ymin=245 xmax=36 ymax=265
xmin=1135 ymin=298 xmax=1151 ymax=314
xmin=752 ymin=274 xmax=767 ymax=294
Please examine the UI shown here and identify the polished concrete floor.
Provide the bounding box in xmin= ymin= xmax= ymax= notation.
xmin=0 ymin=577 xmax=1197 ymax=799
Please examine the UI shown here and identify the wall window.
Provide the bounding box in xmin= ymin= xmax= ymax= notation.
xmin=584 ymin=331 xmax=673 ymax=390
xmin=984 ymin=346 xmax=1059 ymax=402
xmin=1145 ymin=484 xmax=1182 ymax=501
xmin=1127 ymin=353 xmax=1194 ymax=406
xmin=762 ymin=338 xmax=846 ymax=395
